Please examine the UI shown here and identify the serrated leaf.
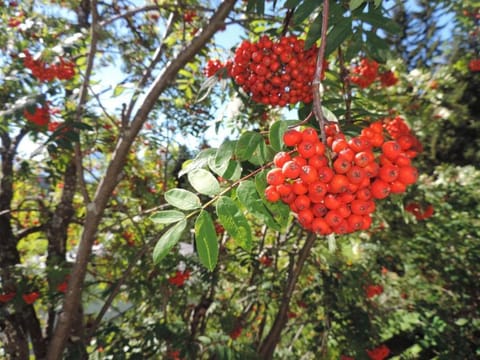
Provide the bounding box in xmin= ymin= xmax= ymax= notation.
xmin=164 ymin=189 xmax=201 ymax=210
xmin=150 ymin=210 xmax=186 ymax=224
xmin=325 ymin=18 xmax=353 ymax=56
xmin=216 ymin=196 xmax=252 ymax=250
xmin=237 ymin=180 xmax=281 ymax=231
xmin=194 ymin=210 xmax=219 ymax=271
xmin=235 ymin=131 xmax=263 ymax=161
xmin=178 ymin=148 xmax=217 ymax=177
xmin=153 ymin=219 xmax=187 ymax=264
xmin=188 ymin=169 xmax=221 ymax=196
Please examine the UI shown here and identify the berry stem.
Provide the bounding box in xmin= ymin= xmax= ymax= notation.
xmin=312 ymin=0 xmax=330 ymax=145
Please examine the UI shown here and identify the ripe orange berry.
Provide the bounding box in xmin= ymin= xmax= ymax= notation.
xmin=308 ymin=154 xmax=328 ymax=169
xmin=283 ymin=129 xmax=302 ymax=147
xmin=329 ymin=174 xmax=349 ymax=193
xmin=273 ymin=151 xmax=291 ymax=168
xmin=317 ymin=166 xmax=334 ymax=183
xmin=378 ymin=164 xmax=399 ymax=183
xmin=312 ymin=203 xmax=328 ymax=217
xmin=308 ymin=181 xmax=328 ymax=202
xmin=371 ymin=179 xmax=391 ymax=199
xmin=397 ymin=165 xmax=418 ymax=185
xmin=325 ymin=210 xmax=343 ymax=227
xmin=265 ymin=185 xmax=280 ymax=202
xmin=266 ymin=168 xmax=285 ymax=186
xmin=297 ymin=141 xmax=317 ymax=158
xmin=292 ymin=179 xmax=308 ymax=195
xmin=347 ymin=166 xmax=366 ymax=184
xmin=302 ymin=127 xmax=319 ymax=143
xmin=299 ymin=165 xmax=318 ymax=184
xmin=382 ymin=141 xmax=402 ymax=161
xmin=333 ymin=156 xmax=351 ymax=174
xmin=282 ymin=160 xmax=301 ymax=179
xmin=311 ymin=218 xmax=331 ymax=235
xmin=294 ymin=194 xmax=310 ymax=211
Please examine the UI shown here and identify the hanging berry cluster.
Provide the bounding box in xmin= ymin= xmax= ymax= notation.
xmin=23 ymin=50 xmax=76 ymax=82
xmin=264 ymin=117 xmax=421 ymax=235
xmin=24 ymin=103 xmax=50 ymax=127
xmin=350 ymin=58 xmax=398 ymax=88
xmin=228 ymin=35 xmax=321 ymax=106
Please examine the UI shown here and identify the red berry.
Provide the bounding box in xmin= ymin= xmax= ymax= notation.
xmin=297 ymin=141 xmax=317 ymax=158
xmin=265 ymin=185 xmax=280 ymax=202
xmin=282 ymin=160 xmax=301 ymax=179
xmin=371 ymin=179 xmax=391 ymax=199
xmin=273 ymin=151 xmax=291 ymax=168
xmin=397 ymin=165 xmax=418 ymax=185
xmin=283 ymin=129 xmax=302 ymax=147
xmin=266 ymin=168 xmax=285 ymax=186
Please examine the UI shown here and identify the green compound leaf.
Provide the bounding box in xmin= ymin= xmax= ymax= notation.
xmin=164 ymin=188 xmax=201 ymax=210
xmin=325 ymin=17 xmax=353 ymax=56
xmin=188 ymin=168 xmax=221 ymax=196
xmin=237 ymin=180 xmax=281 ymax=231
xmin=235 ymin=131 xmax=263 ymax=161
xmin=150 ymin=210 xmax=186 ymax=224
xmin=216 ymin=196 xmax=252 ymax=251
xmin=195 ymin=210 xmax=219 ymax=271
xmin=153 ymin=219 xmax=187 ymax=264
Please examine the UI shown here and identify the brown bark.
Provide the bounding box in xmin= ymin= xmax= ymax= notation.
xmin=257 ymin=232 xmax=317 ymax=359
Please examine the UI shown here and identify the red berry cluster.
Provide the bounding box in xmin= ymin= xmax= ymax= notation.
xmin=167 ymin=269 xmax=191 ymax=287
xmin=365 ymin=284 xmax=384 ymax=298
xmin=350 ymin=58 xmax=398 ymax=88
xmin=203 ymin=59 xmax=228 ymax=78
xmin=24 ymin=103 xmax=50 ymax=127
xmin=264 ymin=118 xmax=421 ymax=235
xmin=23 ymin=50 xmax=76 ymax=82
xmin=469 ymin=58 xmax=480 ymax=72
xmin=405 ymin=202 xmax=434 ymax=220
xmin=366 ymin=344 xmax=390 ymax=360
xmin=229 ymin=35 xmax=323 ymax=106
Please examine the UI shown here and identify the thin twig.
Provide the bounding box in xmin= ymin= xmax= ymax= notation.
xmin=73 ymin=0 xmax=100 ymax=205
xmin=124 ymin=12 xmax=175 ymax=124
xmin=312 ymin=0 xmax=330 ymax=144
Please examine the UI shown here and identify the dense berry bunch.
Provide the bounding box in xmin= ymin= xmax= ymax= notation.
xmin=204 ymin=59 xmax=228 ymax=77
xmin=469 ymin=58 xmax=480 ymax=72
xmin=24 ymin=103 xmax=50 ymax=126
xmin=265 ymin=118 xmax=420 ymax=235
xmin=229 ymin=35 xmax=321 ymax=106
xmin=379 ymin=70 xmax=398 ymax=87
xmin=23 ymin=50 xmax=76 ymax=82
xmin=350 ymin=58 xmax=398 ymax=88
xmin=350 ymin=58 xmax=379 ymax=88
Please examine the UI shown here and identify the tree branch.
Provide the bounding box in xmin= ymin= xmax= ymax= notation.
xmin=258 ymin=231 xmax=317 ymax=359
xmin=312 ymin=0 xmax=330 ymax=144
xmin=47 ymin=1 xmax=237 ymax=358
